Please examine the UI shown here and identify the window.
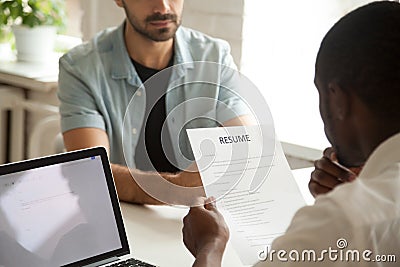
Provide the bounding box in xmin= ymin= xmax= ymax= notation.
xmin=241 ymin=0 xmax=376 ymax=158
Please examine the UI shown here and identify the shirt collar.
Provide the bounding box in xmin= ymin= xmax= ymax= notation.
xmin=359 ymin=132 xmax=400 ymax=179
xmin=111 ymin=22 xmax=138 ymax=82
xmin=172 ymin=26 xmax=195 ymax=79
xmin=174 ymin=26 xmax=194 ymax=65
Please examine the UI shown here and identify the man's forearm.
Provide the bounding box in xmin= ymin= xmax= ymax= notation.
xmin=111 ymin=164 xmax=163 ymax=204
xmin=111 ymin=164 xmax=203 ymax=205
xmin=62 ymin=128 xmax=198 ymax=204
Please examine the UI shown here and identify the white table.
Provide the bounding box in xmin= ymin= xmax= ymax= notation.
xmin=121 ymin=203 xmax=240 ymax=267
xmin=120 ymin=167 xmax=315 ymax=267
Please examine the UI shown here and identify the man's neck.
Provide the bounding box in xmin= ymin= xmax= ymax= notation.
xmin=124 ymin=22 xmax=174 ymax=70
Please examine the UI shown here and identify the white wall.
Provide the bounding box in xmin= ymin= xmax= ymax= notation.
xmin=79 ymin=0 xmax=125 ymax=40
xmin=182 ymin=0 xmax=244 ymax=66
xmin=65 ymin=0 xmax=83 ymax=37
xmin=77 ymin=0 xmax=245 ymax=65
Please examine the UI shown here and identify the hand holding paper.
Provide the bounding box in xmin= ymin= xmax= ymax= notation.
xmin=187 ymin=125 xmax=306 ymax=265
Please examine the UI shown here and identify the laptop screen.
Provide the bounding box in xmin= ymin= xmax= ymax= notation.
xmin=0 ymin=147 xmax=129 ymax=267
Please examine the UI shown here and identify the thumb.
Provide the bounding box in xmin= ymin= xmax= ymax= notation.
xmin=330 ymin=151 xmax=338 ymax=162
xmin=190 ymin=196 xmax=207 ymax=207
xmin=204 ymin=196 xmax=217 ymax=211
xmin=323 ymin=147 xmax=339 ymax=162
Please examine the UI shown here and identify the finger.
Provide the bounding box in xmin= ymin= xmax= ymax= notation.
xmin=310 ymin=169 xmax=343 ymax=189
xmin=349 ymin=166 xmax=363 ymax=177
xmin=190 ymin=196 xmax=207 ymax=207
xmin=322 ymin=147 xmax=339 ymax=162
xmin=204 ymin=196 xmax=217 ymax=211
xmin=330 ymin=152 xmax=338 ymax=162
xmin=323 ymin=147 xmax=335 ymax=159
xmin=314 ymin=157 xmax=356 ymax=182
xmin=308 ymin=180 xmax=332 ymax=197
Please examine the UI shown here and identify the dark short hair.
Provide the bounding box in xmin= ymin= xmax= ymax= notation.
xmin=316 ymin=1 xmax=400 ymax=119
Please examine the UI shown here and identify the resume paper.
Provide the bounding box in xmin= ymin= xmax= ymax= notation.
xmin=187 ymin=125 xmax=306 ymax=265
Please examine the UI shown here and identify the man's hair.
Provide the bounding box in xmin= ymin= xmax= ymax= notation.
xmin=316 ymin=1 xmax=400 ymax=119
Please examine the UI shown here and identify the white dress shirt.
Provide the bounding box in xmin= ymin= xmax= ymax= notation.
xmin=257 ymin=133 xmax=400 ymax=266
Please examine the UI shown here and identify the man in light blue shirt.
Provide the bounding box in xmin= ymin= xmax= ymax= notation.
xmin=58 ymin=0 xmax=254 ymax=205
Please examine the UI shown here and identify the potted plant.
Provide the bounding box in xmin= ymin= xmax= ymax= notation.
xmin=0 ymin=0 xmax=66 ymax=62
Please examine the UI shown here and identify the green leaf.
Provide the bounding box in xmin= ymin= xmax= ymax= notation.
xmin=23 ymin=12 xmax=40 ymax=27
xmin=0 ymin=0 xmax=66 ymax=31
xmin=10 ymin=4 xmax=22 ymax=20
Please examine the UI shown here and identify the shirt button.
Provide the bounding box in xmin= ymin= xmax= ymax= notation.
xmin=137 ymin=90 xmax=142 ymax=96
xmin=132 ymin=128 xmax=137 ymax=135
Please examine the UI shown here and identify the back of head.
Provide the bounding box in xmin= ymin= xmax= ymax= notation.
xmin=316 ymin=1 xmax=400 ymax=120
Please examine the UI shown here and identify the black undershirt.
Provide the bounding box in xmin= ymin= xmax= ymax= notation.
xmin=132 ymin=57 xmax=180 ymax=173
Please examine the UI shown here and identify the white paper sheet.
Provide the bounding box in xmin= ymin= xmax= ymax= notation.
xmin=187 ymin=125 xmax=306 ymax=265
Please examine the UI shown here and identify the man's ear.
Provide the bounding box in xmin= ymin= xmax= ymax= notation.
xmin=327 ymin=82 xmax=351 ymax=121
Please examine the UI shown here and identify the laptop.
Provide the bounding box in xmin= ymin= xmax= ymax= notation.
xmin=0 ymin=147 xmax=157 ymax=267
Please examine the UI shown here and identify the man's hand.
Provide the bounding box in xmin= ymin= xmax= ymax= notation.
xmin=182 ymin=197 xmax=229 ymax=267
xmin=309 ymin=147 xmax=362 ymax=197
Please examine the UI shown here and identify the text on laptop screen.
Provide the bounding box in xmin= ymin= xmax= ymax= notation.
xmin=0 ymin=155 xmax=123 ymax=267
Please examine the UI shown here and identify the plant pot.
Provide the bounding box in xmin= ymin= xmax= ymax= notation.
xmin=12 ymin=25 xmax=57 ymax=63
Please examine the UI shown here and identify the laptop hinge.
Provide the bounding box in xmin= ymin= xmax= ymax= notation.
xmin=82 ymin=257 xmax=120 ymax=267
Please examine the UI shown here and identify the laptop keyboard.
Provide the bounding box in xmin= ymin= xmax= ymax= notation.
xmin=107 ymin=258 xmax=157 ymax=267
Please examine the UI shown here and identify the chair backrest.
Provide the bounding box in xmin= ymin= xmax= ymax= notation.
xmin=28 ymin=114 xmax=64 ymax=159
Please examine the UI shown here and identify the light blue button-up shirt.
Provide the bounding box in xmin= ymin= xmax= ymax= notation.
xmin=58 ymin=22 xmax=251 ymax=170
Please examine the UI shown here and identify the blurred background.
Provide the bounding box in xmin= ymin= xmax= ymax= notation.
xmin=0 ymin=0 xmax=379 ymax=168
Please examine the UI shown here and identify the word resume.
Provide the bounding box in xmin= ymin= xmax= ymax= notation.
xmin=187 ymin=125 xmax=306 ymax=265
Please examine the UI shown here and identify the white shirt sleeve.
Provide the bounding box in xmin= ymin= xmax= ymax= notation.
xmin=254 ymin=196 xmax=351 ymax=267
